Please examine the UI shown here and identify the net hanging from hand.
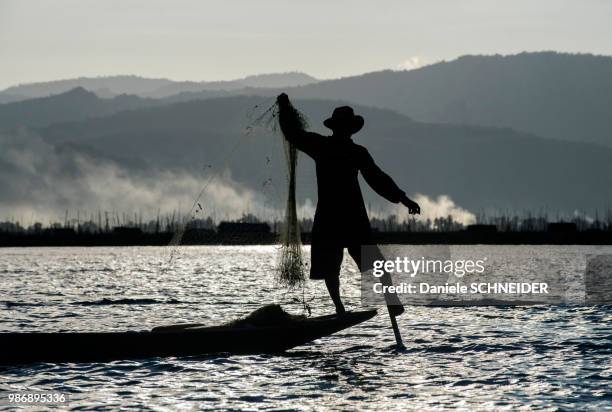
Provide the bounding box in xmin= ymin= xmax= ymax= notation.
xmin=275 ymin=100 xmax=308 ymax=288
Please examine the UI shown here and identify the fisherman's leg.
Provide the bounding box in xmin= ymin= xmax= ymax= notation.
xmin=325 ymin=276 xmax=345 ymax=315
xmin=348 ymin=244 xmax=405 ymax=316
xmin=310 ymin=242 xmax=346 ymax=314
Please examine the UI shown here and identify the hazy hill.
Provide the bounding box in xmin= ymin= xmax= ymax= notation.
xmin=286 ymin=52 xmax=612 ymax=146
xmin=0 ymin=76 xmax=173 ymax=100
xmin=0 ymin=72 xmax=318 ymax=101
xmin=144 ymin=72 xmax=318 ymax=98
xmin=38 ymin=96 xmax=612 ymax=213
xmin=0 ymin=93 xmax=26 ymax=104
xmin=0 ymin=88 xmax=159 ymax=129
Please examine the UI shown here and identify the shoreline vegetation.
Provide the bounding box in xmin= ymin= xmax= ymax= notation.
xmin=2 ymin=212 xmax=612 ymax=246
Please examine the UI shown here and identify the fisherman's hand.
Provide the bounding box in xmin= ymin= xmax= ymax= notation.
xmin=277 ymin=93 xmax=289 ymax=106
xmin=401 ymin=195 xmax=420 ymax=214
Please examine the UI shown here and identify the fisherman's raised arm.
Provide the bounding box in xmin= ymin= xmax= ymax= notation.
xmin=359 ymin=147 xmax=420 ymax=214
xmin=277 ymin=93 xmax=325 ymax=158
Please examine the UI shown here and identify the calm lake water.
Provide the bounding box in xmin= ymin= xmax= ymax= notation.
xmin=1 ymin=245 xmax=611 ymax=411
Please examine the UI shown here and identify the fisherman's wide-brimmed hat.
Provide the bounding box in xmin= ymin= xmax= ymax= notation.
xmin=324 ymin=106 xmax=364 ymax=134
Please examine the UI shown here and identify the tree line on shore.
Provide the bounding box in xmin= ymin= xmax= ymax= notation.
xmin=1 ymin=209 xmax=611 ymax=235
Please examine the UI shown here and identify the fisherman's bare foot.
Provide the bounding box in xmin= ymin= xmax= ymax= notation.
xmin=335 ymin=303 xmax=346 ymax=315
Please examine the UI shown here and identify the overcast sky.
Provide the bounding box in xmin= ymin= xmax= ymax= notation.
xmin=1 ymin=0 xmax=611 ymax=89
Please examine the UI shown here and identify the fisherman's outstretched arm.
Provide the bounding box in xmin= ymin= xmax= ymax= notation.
xmin=360 ymin=149 xmax=420 ymax=213
xmin=277 ymin=93 xmax=324 ymax=158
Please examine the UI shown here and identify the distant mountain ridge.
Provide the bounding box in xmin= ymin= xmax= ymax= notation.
xmin=0 ymin=93 xmax=27 ymax=104
xmin=1 ymin=76 xmax=173 ymax=100
xmin=3 ymin=52 xmax=611 ymax=146
xmin=0 ymin=87 xmax=160 ymax=129
xmin=283 ymin=52 xmax=612 ymax=146
xmin=132 ymin=52 xmax=612 ymax=146
xmin=0 ymin=72 xmax=318 ymax=101
xmin=143 ymin=72 xmax=318 ymax=98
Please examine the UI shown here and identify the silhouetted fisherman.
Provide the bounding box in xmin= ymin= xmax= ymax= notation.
xmin=277 ymin=93 xmax=420 ymax=315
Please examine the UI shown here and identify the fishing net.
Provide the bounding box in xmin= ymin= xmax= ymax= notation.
xmin=276 ymin=100 xmax=308 ymax=288
xmin=245 ymin=98 xmax=308 ymax=288
xmin=223 ymin=304 xmax=306 ymax=327
xmin=159 ymin=97 xmax=307 ymax=291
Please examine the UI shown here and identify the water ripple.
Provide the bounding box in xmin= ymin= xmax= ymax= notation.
xmin=0 ymin=245 xmax=610 ymax=411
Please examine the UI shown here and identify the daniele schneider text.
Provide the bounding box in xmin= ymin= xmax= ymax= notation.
xmin=370 ymin=257 xmax=549 ymax=295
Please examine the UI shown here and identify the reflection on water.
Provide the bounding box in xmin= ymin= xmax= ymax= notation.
xmin=0 ymin=246 xmax=611 ymax=410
